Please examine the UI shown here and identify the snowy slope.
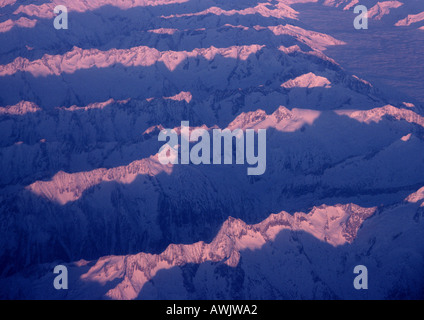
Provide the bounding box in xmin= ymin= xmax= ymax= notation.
xmin=0 ymin=0 xmax=423 ymax=299
xmin=314 ymin=0 xmax=424 ymax=29
xmin=0 ymin=188 xmax=423 ymax=300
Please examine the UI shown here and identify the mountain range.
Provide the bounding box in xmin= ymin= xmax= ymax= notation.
xmin=0 ymin=0 xmax=423 ymax=299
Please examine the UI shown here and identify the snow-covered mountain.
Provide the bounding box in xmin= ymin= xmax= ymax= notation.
xmin=288 ymin=0 xmax=424 ymax=104
xmin=0 ymin=0 xmax=423 ymax=299
xmin=1 ymin=189 xmax=423 ymax=300
xmin=296 ymin=0 xmax=424 ymax=29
